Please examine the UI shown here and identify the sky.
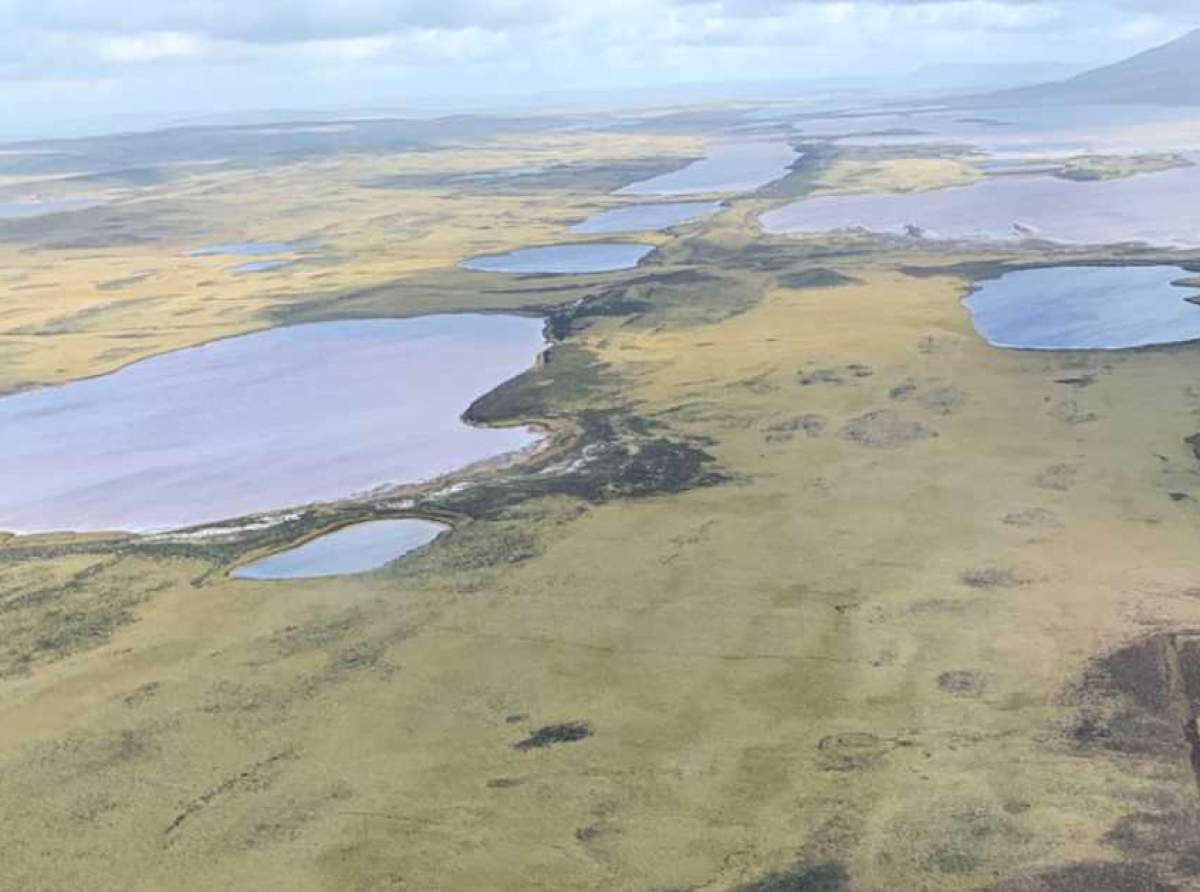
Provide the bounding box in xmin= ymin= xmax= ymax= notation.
xmin=0 ymin=0 xmax=1196 ymax=138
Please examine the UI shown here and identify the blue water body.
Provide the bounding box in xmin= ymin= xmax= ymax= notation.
xmin=0 ymin=199 xmax=98 ymax=220
xmin=188 ymin=242 xmax=297 ymax=257
xmin=462 ymin=243 xmax=652 ymax=274
xmin=571 ymin=201 xmax=721 ymax=234
xmin=0 ymin=315 xmax=545 ymax=534
xmin=761 ymin=163 xmax=1200 ymax=249
xmin=231 ymin=259 xmax=294 ymax=274
xmin=233 ymin=519 xmax=447 ymax=580
xmin=618 ymin=140 xmax=799 ymax=196
xmin=964 ymin=265 xmax=1200 ymax=350
xmin=789 ymin=104 xmax=1200 ymax=158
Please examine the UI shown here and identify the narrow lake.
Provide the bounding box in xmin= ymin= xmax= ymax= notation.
xmin=571 ymin=201 xmax=721 ymax=234
xmin=231 ymin=259 xmax=294 ymax=274
xmin=462 ymin=243 xmax=652 ymax=274
xmin=0 ymin=199 xmax=98 ymax=219
xmin=233 ymin=519 xmax=447 ymax=580
xmin=188 ymin=242 xmax=297 ymax=257
xmin=0 ymin=315 xmax=545 ymax=534
xmin=618 ymin=139 xmax=799 ymax=196
xmin=964 ymin=265 xmax=1200 ymax=350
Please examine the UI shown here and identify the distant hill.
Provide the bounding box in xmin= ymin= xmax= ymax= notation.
xmin=908 ymin=61 xmax=1085 ymax=91
xmin=973 ymin=28 xmax=1200 ymax=106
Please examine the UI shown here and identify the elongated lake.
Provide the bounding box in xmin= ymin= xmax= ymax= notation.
xmin=0 ymin=315 xmax=545 ymax=534
xmin=0 ymin=199 xmax=98 ymax=219
xmin=964 ymin=265 xmax=1200 ymax=350
xmin=462 ymin=243 xmax=652 ymax=274
xmin=571 ymin=201 xmax=721 ymax=234
xmin=188 ymin=242 xmax=297 ymax=257
xmin=233 ymin=519 xmax=447 ymax=580
xmin=232 ymin=259 xmax=294 ymax=274
xmin=618 ymin=139 xmax=799 ymax=196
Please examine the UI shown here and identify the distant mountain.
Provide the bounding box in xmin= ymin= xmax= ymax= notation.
xmin=975 ymin=28 xmax=1200 ymax=106
xmin=907 ymin=61 xmax=1086 ymax=92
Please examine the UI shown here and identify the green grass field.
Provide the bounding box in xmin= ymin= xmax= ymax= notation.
xmin=3 ymin=120 xmax=1200 ymax=891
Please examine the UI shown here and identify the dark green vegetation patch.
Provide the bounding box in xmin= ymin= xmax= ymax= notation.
xmin=733 ymin=861 xmax=851 ymax=892
xmin=514 ymin=721 xmax=593 ymax=751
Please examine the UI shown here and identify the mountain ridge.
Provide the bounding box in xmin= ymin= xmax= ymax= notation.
xmin=970 ymin=27 xmax=1200 ymax=106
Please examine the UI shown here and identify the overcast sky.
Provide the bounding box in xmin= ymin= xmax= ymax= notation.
xmin=0 ymin=0 xmax=1196 ymax=138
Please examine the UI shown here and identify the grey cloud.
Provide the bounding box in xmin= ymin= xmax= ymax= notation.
xmin=670 ymin=0 xmax=1197 ymax=13
xmin=11 ymin=0 xmax=560 ymax=44
xmin=3 ymin=0 xmax=1195 ymax=52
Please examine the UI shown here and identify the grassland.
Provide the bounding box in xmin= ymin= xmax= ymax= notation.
xmin=1054 ymin=152 xmax=1193 ymax=182
xmin=805 ymin=157 xmax=981 ymax=196
xmin=0 ymin=129 xmax=703 ymax=394
xmin=3 ymin=117 xmax=1200 ymax=892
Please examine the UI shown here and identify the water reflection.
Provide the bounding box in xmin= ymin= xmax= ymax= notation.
xmin=0 ymin=315 xmax=545 ymax=533
xmin=965 ymin=265 xmax=1200 ymax=350
xmin=233 ymin=519 xmax=447 ymax=579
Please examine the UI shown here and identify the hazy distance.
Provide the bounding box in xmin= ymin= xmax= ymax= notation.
xmin=1 ymin=0 xmax=1197 ymax=139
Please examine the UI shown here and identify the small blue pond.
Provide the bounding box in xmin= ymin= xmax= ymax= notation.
xmin=233 ymin=519 xmax=447 ymax=580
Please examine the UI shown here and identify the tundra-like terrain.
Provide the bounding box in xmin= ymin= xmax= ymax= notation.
xmin=5 ymin=92 xmax=1200 ymax=892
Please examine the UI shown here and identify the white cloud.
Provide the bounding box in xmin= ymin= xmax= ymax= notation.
xmin=99 ymin=32 xmax=221 ymax=64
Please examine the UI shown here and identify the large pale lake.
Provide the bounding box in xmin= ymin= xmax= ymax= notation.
xmin=964 ymin=265 xmax=1200 ymax=350
xmin=761 ymin=164 xmax=1200 ymax=248
xmin=233 ymin=519 xmax=448 ymax=580
xmin=571 ymin=201 xmax=721 ymax=234
xmin=618 ymin=139 xmax=799 ymax=196
xmin=462 ymin=243 xmax=653 ymax=274
xmin=0 ymin=315 xmax=545 ymax=534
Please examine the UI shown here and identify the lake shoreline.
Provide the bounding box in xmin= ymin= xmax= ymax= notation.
xmin=0 ymin=313 xmax=551 ymax=537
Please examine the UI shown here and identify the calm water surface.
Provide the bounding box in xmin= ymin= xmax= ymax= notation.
xmin=762 ymin=164 xmax=1200 ymax=248
xmin=965 ymin=265 xmax=1200 ymax=350
xmin=462 ymin=243 xmax=652 ymax=274
xmin=231 ymin=259 xmax=294 ymax=274
xmin=0 ymin=315 xmax=545 ymax=533
xmin=618 ymin=140 xmax=798 ymax=196
xmin=0 ymin=199 xmax=98 ymax=219
xmin=188 ymin=242 xmax=297 ymax=257
xmin=793 ymin=105 xmax=1200 ymax=157
xmin=571 ymin=201 xmax=721 ymax=234
xmin=233 ymin=519 xmax=447 ymax=580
